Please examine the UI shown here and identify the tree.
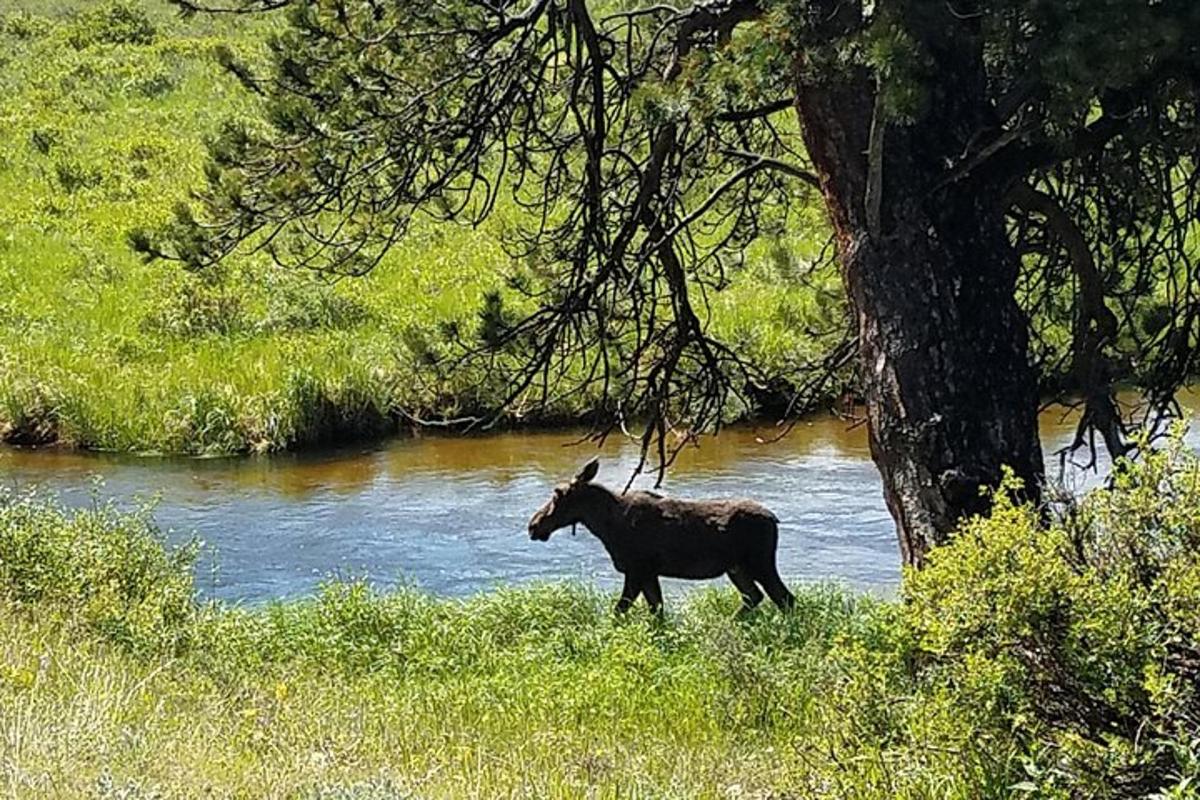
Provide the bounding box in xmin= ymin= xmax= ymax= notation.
xmin=146 ymin=0 xmax=1200 ymax=566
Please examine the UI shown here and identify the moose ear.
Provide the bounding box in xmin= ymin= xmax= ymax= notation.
xmin=574 ymin=457 xmax=599 ymax=484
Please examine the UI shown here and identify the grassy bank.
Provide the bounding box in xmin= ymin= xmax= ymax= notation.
xmin=0 ymin=0 xmax=842 ymax=456
xmin=3 ymin=439 xmax=1200 ymax=797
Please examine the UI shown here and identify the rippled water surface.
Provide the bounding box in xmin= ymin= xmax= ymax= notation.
xmin=2 ymin=395 xmax=1196 ymax=602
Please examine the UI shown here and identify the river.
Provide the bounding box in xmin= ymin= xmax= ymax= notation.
xmin=1 ymin=395 xmax=1196 ymax=602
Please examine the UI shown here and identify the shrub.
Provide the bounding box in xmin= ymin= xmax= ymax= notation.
xmin=53 ymin=158 xmax=103 ymax=194
xmin=142 ymin=272 xmax=247 ymax=338
xmin=29 ymin=127 xmax=60 ymax=156
xmin=282 ymin=368 xmax=393 ymax=447
xmin=132 ymin=69 xmax=178 ymax=99
xmin=259 ymin=270 xmax=372 ymax=333
xmin=0 ymin=488 xmax=198 ymax=656
xmin=1 ymin=11 xmax=51 ymax=40
xmin=904 ymin=435 xmax=1200 ymax=797
xmin=67 ymin=1 xmax=156 ymax=50
xmin=0 ymin=381 xmax=61 ymax=446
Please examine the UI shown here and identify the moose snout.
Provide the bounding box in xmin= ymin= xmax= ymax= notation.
xmin=528 ymin=517 xmax=550 ymax=541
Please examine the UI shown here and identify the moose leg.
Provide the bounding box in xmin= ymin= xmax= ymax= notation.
xmin=615 ymin=573 xmax=643 ymax=614
xmin=641 ymin=576 xmax=664 ymax=616
xmin=758 ymin=566 xmax=796 ymax=612
xmin=727 ymin=567 xmax=764 ymax=617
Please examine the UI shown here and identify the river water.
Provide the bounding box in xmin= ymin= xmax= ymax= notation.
xmin=1 ymin=395 xmax=1196 ymax=602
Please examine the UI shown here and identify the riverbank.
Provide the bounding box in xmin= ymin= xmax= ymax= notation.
xmin=0 ymin=419 xmax=897 ymax=601
xmin=3 ymin=441 xmax=1200 ymax=797
xmin=0 ymin=1 xmax=843 ymax=456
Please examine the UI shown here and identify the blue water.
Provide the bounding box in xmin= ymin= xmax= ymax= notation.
xmin=1 ymin=401 xmax=1194 ymax=602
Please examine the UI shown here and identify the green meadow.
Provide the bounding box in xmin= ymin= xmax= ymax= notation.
xmin=2 ymin=5 xmax=1199 ymax=799
xmin=0 ymin=0 xmax=840 ymax=455
xmin=3 ymin=438 xmax=1200 ymax=797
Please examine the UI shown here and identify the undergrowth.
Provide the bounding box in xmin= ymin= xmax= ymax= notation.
xmin=2 ymin=437 xmax=1199 ymax=797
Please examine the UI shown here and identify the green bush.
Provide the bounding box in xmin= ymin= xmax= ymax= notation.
xmin=1 ymin=10 xmax=51 ymax=40
xmin=53 ymin=158 xmax=104 ymax=194
xmin=0 ymin=488 xmax=198 ymax=656
xmin=259 ymin=269 xmax=373 ymax=333
xmin=904 ymin=434 xmax=1200 ymax=797
xmin=67 ymin=1 xmax=156 ymax=50
xmin=0 ymin=381 xmax=62 ymax=446
xmin=142 ymin=271 xmax=247 ymax=338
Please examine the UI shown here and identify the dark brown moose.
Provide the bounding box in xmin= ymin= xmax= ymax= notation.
xmin=528 ymin=458 xmax=795 ymax=615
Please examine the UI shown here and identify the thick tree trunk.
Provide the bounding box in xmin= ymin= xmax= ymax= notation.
xmin=791 ymin=12 xmax=1044 ymax=566
xmin=843 ymin=198 xmax=1045 ymax=566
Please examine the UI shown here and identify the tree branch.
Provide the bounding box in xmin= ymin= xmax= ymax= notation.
xmin=997 ymin=112 xmax=1135 ymax=180
xmin=1009 ymin=183 xmax=1128 ymax=462
xmin=714 ymin=97 xmax=794 ymax=123
xmin=167 ymin=0 xmax=287 ymax=13
xmin=667 ymin=0 xmax=763 ymax=79
xmin=718 ymin=149 xmax=820 ymax=188
xmin=864 ymin=81 xmax=885 ymax=237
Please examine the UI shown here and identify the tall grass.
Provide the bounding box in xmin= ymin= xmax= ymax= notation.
xmin=3 ymin=439 xmax=1200 ymax=797
xmin=0 ymin=0 xmax=843 ymax=456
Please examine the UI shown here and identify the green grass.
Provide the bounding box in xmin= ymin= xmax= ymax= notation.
xmin=2 ymin=586 xmax=898 ymax=799
xmin=3 ymin=438 xmax=1200 ymax=797
xmin=0 ymin=0 xmax=842 ymax=456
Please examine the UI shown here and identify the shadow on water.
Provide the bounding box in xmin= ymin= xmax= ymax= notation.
xmin=1 ymin=391 xmax=1196 ymax=603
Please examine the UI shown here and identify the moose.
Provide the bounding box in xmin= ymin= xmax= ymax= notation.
xmin=527 ymin=458 xmax=795 ymax=615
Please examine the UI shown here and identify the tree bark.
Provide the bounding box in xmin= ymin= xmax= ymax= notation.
xmin=791 ymin=12 xmax=1045 ymax=566
xmin=843 ymin=195 xmax=1045 ymax=566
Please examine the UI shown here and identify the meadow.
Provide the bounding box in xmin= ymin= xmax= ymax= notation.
xmin=0 ymin=0 xmax=842 ymax=456
xmin=2 ymin=4 xmax=1198 ymax=798
xmin=2 ymin=437 xmax=1200 ymax=798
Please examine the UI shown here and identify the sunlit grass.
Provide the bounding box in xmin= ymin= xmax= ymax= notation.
xmin=1 ymin=590 xmax=881 ymax=799
xmin=5 ymin=438 xmax=1200 ymax=797
xmin=0 ymin=487 xmax=898 ymax=798
xmin=0 ymin=1 xmax=841 ymax=456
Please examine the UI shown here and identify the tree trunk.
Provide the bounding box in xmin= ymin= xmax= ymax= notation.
xmin=791 ymin=14 xmax=1045 ymax=566
xmin=844 ymin=198 xmax=1045 ymax=566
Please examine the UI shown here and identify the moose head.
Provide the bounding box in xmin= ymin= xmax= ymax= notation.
xmin=527 ymin=458 xmax=600 ymax=541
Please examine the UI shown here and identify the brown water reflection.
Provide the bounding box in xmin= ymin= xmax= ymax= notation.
xmin=0 ymin=414 xmax=875 ymax=499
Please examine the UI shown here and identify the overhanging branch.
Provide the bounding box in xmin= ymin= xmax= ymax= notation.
xmin=1009 ymin=183 xmax=1129 ymax=464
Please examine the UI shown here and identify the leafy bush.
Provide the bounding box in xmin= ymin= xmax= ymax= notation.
xmin=0 ymin=381 xmax=61 ymax=446
xmin=67 ymin=1 xmax=156 ymax=50
xmin=259 ymin=270 xmax=372 ymax=333
xmin=142 ymin=272 xmax=247 ymax=338
xmin=0 ymin=488 xmax=197 ymax=656
xmin=1 ymin=11 xmax=51 ymax=40
xmin=904 ymin=434 xmax=1200 ymax=797
xmin=53 ymin=158 xmax=103 ymax=194
xmin=29 ymin=127 xmax=60 ymax=156
xmin=282 ymin=368 xmax=394 ymax=447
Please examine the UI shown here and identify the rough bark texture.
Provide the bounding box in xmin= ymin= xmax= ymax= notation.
xmin=792 ymin=8 xmax=1045 ymax=566
xmin=845 ymin=198 xmax=1045 ymax=566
